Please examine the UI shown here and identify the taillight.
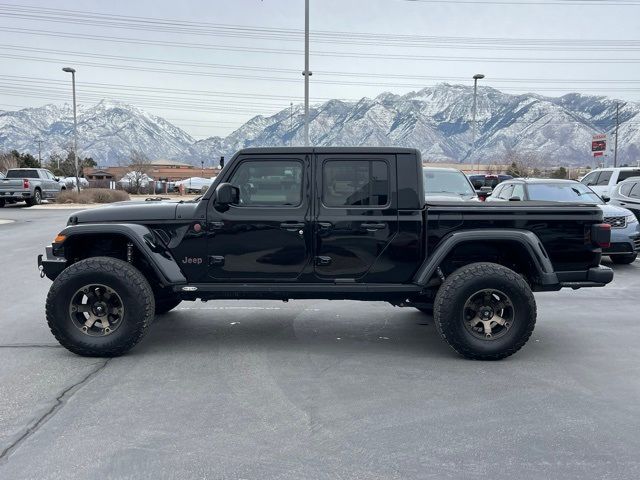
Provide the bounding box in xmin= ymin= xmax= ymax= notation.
xmin=591 ymin=223 xmax=611 ymax=248
xmin=23 ymin=178 xmax=29 ymax=189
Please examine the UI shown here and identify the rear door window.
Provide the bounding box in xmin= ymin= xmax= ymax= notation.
xmin=617 ymin=170 xmax=640 ymax=183
xmin=322 ymin=160 xmax=389 ymax=207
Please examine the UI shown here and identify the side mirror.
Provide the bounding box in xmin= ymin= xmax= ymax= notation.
xmin=508 ymin=196 xmax=522 ymax=202
xmin=54 ymin=177 xmax=60 ymax=182
xmin=214 ymin=182 xmax=239 ymax=210
xmin=601 ymin=194 xmax=610 ymax=203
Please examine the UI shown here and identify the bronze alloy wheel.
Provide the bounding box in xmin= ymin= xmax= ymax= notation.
xmin=68 ymin=284 xmax=124 ymax=337
xmin=462 ymin=288 xmax=514 ymax=340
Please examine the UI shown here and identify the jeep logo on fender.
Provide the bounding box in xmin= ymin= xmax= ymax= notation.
xmin=181 ymin=257 xmax=203 ymax=265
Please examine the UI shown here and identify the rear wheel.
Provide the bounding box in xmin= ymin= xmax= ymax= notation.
xmin=46 ymin=257 xmax=154 ymax=356
xmin=434 ymin=262 xmax=536 ymax=360
xmin=610 ymin=253 xmax=637 ymax=264
xmin=25 ymin=189 xmax=42 ymax=206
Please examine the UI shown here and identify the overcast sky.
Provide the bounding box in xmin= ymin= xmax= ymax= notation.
xmin=0 ymin=0 xmax=639 ymax=139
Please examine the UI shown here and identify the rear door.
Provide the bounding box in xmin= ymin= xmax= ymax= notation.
xmin=314 ymin=154 xmax=398 ymax=281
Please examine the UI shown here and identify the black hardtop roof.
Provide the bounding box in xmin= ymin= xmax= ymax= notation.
xmin=234 ymin=146 xmax=421 ymax=156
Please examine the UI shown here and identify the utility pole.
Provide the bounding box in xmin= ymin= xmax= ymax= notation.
xmin=613 ymin=102 xmax=620 ymax=168
xmin=472 ymin=73 xmax=485 ymax=173
xmin=62 ymin=67 xmax=80 ymax=192
xmin=289 ymin=102 xmax=294 ymax=146
xmin=36 ymin=139 xmax=42 ymax=165
xmin=303 ymin=0 xmax=311 ymax=146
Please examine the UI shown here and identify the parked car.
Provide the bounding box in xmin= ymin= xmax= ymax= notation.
xmin=174 ymin=176 xmax=215 ymax=194
xmin=468 ymin=174 xmax=513 ymax=190
xmin=488 ymin=178 xmax=639 ymax=264
xmin=0 ymin=168 xmax=62 ymax=207
xmin=423 ymin=167 xmax=479 ymax=201
xmin=580 ymin=167 xmax=640 ymax=196
xmin=58 ymin=176 xmax=89 ymax=190
xmin=609 ymin=178 xmax=640 ymax=223
xmin=39 ymin=147 xmax=613 ymax=360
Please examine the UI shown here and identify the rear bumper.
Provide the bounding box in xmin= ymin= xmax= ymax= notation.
xmin=555 ymin=265 xmax=614 ymax=289
xmin=37 ymin=246 xmax=67 ymax=281
xmin=0 ymin=191 xmax=32 ymax=200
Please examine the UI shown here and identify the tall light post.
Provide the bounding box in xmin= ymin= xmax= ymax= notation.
xmin=472 ymin=73 xmax=485 ymax=173
xmin=302 ymin=0 xmax=311 ymax=146
xmin=62 ymin=67 xmax=80 ymax=191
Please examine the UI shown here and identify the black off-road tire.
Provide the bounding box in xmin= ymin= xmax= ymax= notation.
xmin=610 ymin=253 xmax=637 ymax=265
xmin=46 ymin=256 xmax=155 ymax=357
xmin=155 ymin=296 xmax=181 ymax=315
xmin=25 ymin=188 xmax=42 ymax=206
xmin=433 ymin=262 xmax=537 ymax=360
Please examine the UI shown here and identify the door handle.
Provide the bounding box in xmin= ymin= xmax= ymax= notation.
xmin=317 ymin=222 xmax=333 ymax=231
xmin=360 ymin=222 xmax=386 ymax=231
xmin=280 ymin=222 xmax=305 ymax=231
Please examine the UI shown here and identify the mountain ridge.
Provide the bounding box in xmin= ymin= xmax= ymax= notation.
xmin=1 ymin=84 xmax=638 ymax=167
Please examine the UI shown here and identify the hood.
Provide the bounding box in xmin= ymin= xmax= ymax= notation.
xmin=598 ymin=204 xmax=633 ymax=217
xmin=425 ymin=194 xmax=479 ymax=202
xmin=70 ymin=200 xmax=183 ymax=224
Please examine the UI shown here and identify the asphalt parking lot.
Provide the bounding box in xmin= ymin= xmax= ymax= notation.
xmin=1 ymin=206 xmax=639 ymax=480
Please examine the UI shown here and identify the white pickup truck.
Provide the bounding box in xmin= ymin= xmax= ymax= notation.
xmin=0 ymin=168 xmax=62 ymax=207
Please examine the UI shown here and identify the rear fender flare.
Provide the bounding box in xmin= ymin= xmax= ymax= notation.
xmin=413 ymin=229 xmax=558 ymax=287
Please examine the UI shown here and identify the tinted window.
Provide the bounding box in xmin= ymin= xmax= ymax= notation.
xmin=629 ymin=182 xmax=640 ymax=199
xmin=617 ymin=170 xmax=640 ymax=182
xmin=527 ymin=183 xmax=602 ymax=203
xmin=323 ymin=160 xmax=389 ymax=207
xmin=596 ymin=171 xmax=613 ymax=186
xmin=423 ymin=169 xmax=475 ymax=197
xmin=581 ymin=171 xmax=599 ymax=186
xmin=6 ymin=169 xmax=39 ymax=179
xmin=230 ymin=160 xmax=302 ymax=206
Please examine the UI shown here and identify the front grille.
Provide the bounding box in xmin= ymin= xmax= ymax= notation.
xmin=634 ymin=237 xmax=640 ymax=251
xmin=604 ymin=216 xmax=627 ymax=229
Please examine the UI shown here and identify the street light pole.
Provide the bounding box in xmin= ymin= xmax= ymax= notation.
xmin=302 ymin=0 xmax=311 ymax=146
xmin=62 ymin=67 xmax=80 ymax=191
xmin=472 ymin=73 xmax=485 ymax=173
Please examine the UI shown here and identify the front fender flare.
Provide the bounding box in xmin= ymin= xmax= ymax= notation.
xmin=57 ymin=223 xmax=186 ymax=286
xmin=413 ymin=229 xmax=558 ymax=287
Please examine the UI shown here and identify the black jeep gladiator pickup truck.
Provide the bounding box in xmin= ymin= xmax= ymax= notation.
xmin=38 ymin=147 xmax=613 ymax=360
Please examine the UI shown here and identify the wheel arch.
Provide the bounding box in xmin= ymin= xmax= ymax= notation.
xmin=57 ymin=224 xmax=186 ymax=287
xmin=413 ymin=229 xmax=559 ymax=290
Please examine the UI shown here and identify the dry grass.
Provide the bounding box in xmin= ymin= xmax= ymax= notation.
xmin=56 ymin=189 xmax=130 ymax=204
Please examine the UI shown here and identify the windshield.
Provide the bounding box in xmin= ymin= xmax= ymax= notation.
xmin=424 ymin=169 xmax=475 ymax=197
xmin=527 ymin=183 xmax=602 ymax=203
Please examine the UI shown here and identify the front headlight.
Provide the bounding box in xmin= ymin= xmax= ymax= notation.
xmin=626 ymin=214 xmax=638 ymax=225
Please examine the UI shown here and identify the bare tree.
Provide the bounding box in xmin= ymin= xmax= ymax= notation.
xmin=122 ymin=150 xmax=153 ymax=194
xmin=502 ymin=149 xmax=545 ymax=178
xmin=0 ymin=151 xmax=18 ymax=174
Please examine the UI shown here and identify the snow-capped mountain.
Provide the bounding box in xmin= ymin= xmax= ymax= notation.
xmin=1 ymin=85 xmax=639 ymax=167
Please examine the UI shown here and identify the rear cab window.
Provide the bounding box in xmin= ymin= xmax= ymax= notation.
xmin=6 ymin=169 xmax=39 ymax=179
xmin=617 ymin=170 xmax=640 ymax=183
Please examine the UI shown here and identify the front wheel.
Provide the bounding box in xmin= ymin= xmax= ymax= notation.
xmin=46 ymin=257 xmax=155 ymax=356
xmin=434 ymin=262 xmax=536 ymax=360
xmin=610 ymin=253 xmax=637 ymax=264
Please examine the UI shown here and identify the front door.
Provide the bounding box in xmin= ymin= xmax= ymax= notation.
xmin=314 ymin=154 xmax=398 ymax=280
xmin=207 ymin=155 xmax=311 ymax=281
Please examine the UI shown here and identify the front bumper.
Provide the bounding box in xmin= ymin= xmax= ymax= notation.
xmin=37 ymin=246 xmax=67 ymax=280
